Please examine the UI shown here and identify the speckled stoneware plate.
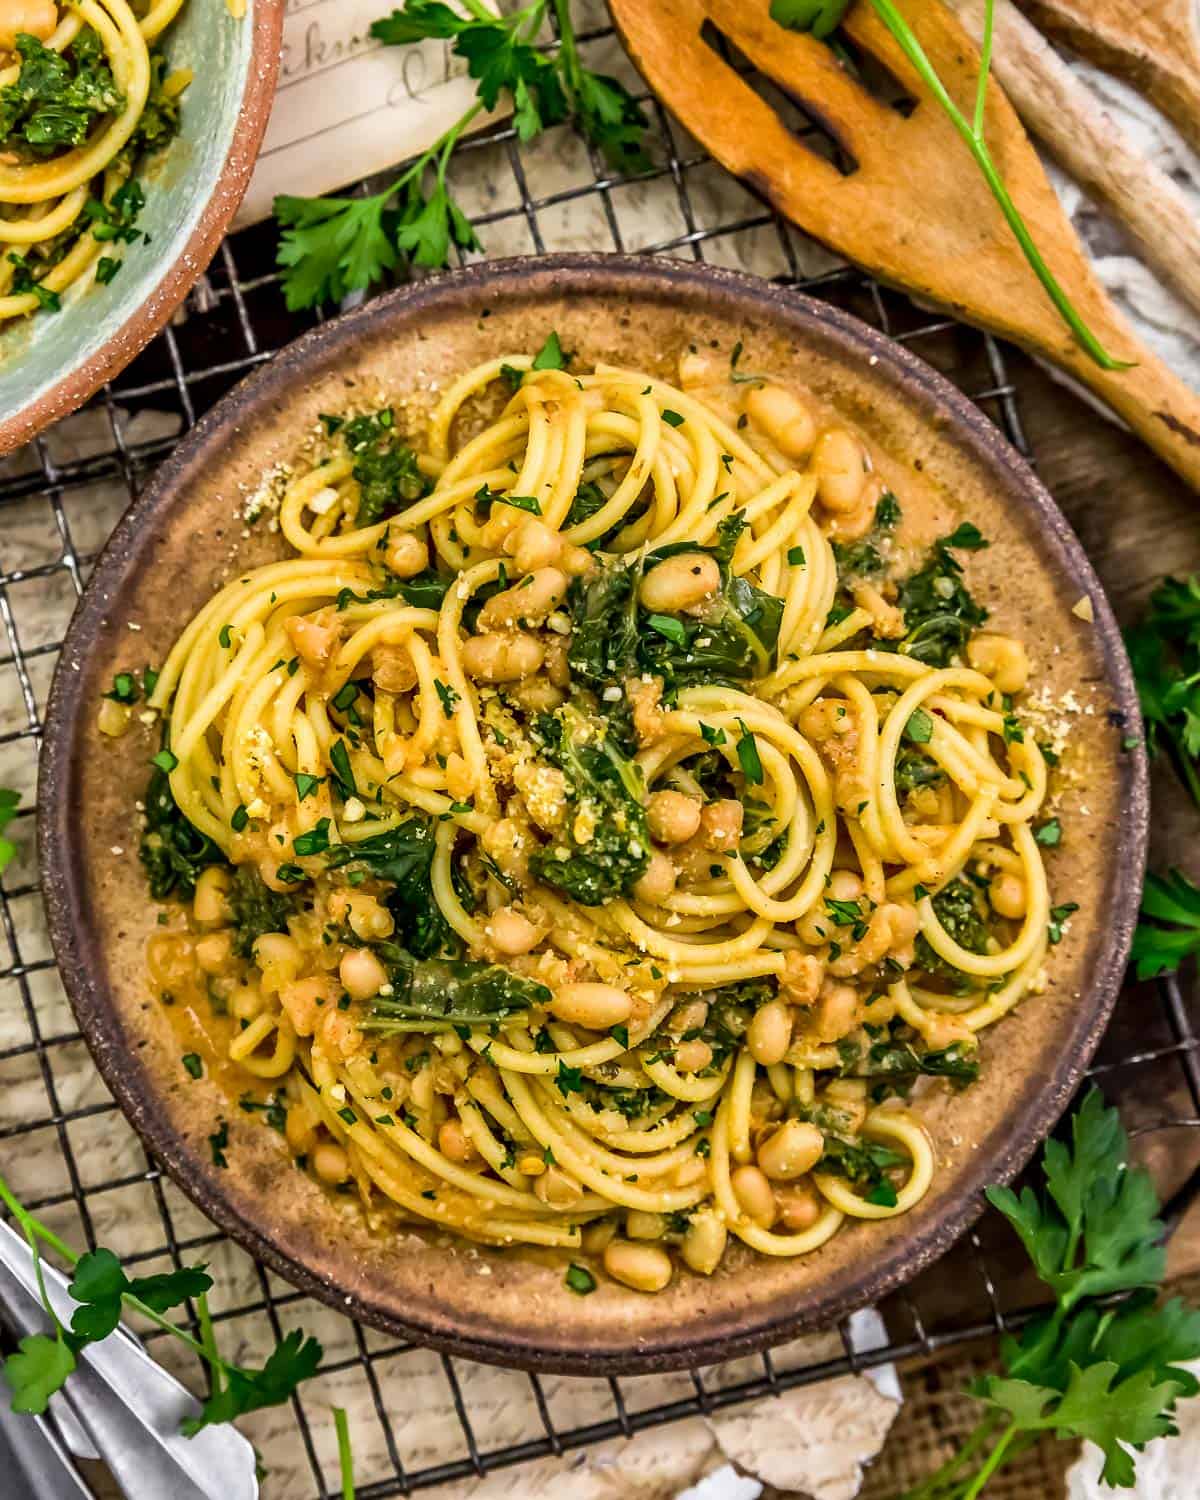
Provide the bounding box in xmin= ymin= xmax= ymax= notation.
xmin=38 ymin=255 xmax=1148 ymax=1374
xmin=0 ymin=0 xmax=283 ymax=455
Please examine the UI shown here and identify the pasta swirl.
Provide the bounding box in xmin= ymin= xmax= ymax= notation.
xmin=127 ymin=347 xmax=1061 ymax=1295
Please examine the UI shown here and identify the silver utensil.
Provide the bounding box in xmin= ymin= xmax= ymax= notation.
xmin=0 ymin=1218 xmax=258 ymax=1500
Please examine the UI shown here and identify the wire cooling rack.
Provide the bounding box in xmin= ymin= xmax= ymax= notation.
xmin=1 ymin=5 xmax=1198 ymax=1496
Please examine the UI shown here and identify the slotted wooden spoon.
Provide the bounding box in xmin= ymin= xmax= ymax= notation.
xmin=608 ymin=0 xmax=1200 ymax=489
xmin=1018 ymin=0 xmax=1200 ymax=153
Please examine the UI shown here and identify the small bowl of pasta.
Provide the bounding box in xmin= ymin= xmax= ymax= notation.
xmin=39 ymin=255 xmax=1147 ymax=1373
xmin=0 ymin=0 xmax=281 ymax=452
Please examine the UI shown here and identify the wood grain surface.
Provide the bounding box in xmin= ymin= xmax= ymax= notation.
xmin=608 ymin=0 xmax=1200 ymax=489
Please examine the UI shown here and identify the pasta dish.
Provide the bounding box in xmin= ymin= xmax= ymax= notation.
xmin=0 ymin=0 xmax=188 ymax=322
xmin=110 ymin=342 xmax=1060 ymax=1296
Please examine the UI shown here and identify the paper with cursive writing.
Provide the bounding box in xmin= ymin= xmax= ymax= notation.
xmin=234 ymin=0 xmax=508 ymax=228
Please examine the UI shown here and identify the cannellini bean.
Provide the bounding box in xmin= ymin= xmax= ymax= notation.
xmin=673 ymin=1039 xmax=713 ymax=1073
xmin=278 ymin=975 xmax=338 ymax=1037
xmin=814 ymin=980 xmax=860 ymax=1042
xmin=509 ymin=517 xmax=561 ymax=572
xmin=230 ymin=983 xmax=263 ymax=1023
xmin=731 ymin=1164 xmax=777 ymax=1227
xmin=775 ymin=1180 xmax=822 ymax=1231
xmin=646 ymin=789 xmax=702 ymax=845
xmin=631 ymin=850 xmax=677 ymax=905
xmin=343 ymin=890 xmax=394 ymax=941
xmin=192 ymin=865 xmax=232 ymax=926
xmin=385 ymin=529 xmax=429 ymax=579
xmin=339 ymin=947 xmax=387 ymax=1001
xmin=779 ymin=951 xmax=825 ymax=1006
xmin=371 ymin=642 xmax=417 ymax=694
xmin=989 ymin=872 xmax=1027 ymax=919
xmin=639 ymin=553 xmax=720 ymax=614
xmin=285 ymin=610 xmax=340 ymax=671
xmin=551 ymin=982 xmax=633 ymax=1029
xmin=462 ymin=631 xmax=545 ymax=682
xmin=194 ymin=931 xmax=234 ymax=975
xmin=700 ymin=799 xmax=743 ymax=852
xmin=744 ymin=383 xmax=816 ymax=460
xmin=438 ymin=1117 xmax=481 ymax=1165
xmin=581 ymin=1218 xmax=617 ymax=1254
xmin=747 ymin=999 xmax=792 ymax=1066
xmin=0 ymin=0 xmax=57 ymax=48
xmin=534 ymin=1165 xmax=583 ymax=1209
xmin=669 ymin=999 xmax=709 ymax=1033
xmin=488 ymin=906 xmax=541 ymax=955
xmin=757 ymin=1119 xmax=824 ymax=1181
xmin=968 ymin=632 xmax=1030 ymax=695
xmin=603 ymin=1240 xmax=673 ymax=1292
xmin=810 ymin=427 xmax=868 ymax=513
xmin=312 ymin=1142 xmax=350 ymax=1185
xmin=285 ymin=1099 xmax=318 ymax=1154
xmin=479 ymin=567 xmax=568 ymax=629
xmin=827 ymin=868 xmax=864 ymax=903
xmin=625 ymin=1210 xmax=667 ymax=1240
xmin=680 ymin=1210 xmax=727 ymax=1275
xmin=254 ymin=932 xmax=302 ymax=993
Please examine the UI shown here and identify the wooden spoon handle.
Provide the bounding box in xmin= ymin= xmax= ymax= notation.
xmin=1059 ymin=339 xmax=1200 ymax=490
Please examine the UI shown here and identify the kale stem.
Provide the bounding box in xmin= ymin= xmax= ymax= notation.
xmin=335 ymin=1407 xmax=355 ymax=1500
xmin=960 ymin=1422 xmax=1018 ymax=1499
xmin=896 ymin=1414 xmax=999 ymax=1500
xmin=865 ymin=0 xmax=1132 ymax=372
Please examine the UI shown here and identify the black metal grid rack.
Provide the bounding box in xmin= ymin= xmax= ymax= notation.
xmin=1 ymin=6 xmax=1198 ymax=1495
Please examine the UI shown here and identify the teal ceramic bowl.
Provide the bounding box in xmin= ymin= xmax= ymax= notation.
xmin=0 ymin=0 xmax=282 ymax=453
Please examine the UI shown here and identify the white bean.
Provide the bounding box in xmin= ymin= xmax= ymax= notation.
xmin=639 ymin=553 xmax=720 ymax=613
xmin=550 ymin=983 xmax=633 ymax=1029
xmin=462 ymin=631 xmax=545 ymax=682
xmin=603 ymin=1240 xmax=673 ymax=1292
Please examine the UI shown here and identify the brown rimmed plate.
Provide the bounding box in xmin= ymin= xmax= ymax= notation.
xmin=38 ymin=255 xmax=1148 ymax=1374
xmin=0 ymin=0 xmax=283 ymax=455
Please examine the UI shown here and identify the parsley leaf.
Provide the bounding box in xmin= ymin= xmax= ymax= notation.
xmin=276 ymin=1 xmax=648 ymax=309
xmin=1131 ymin=867 xmax=1200 ymax=979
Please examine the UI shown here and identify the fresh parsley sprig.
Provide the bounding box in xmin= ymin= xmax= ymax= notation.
xmin=1126 ymin=573 xmax=1200 ymax=808
xmin=770 ymin=0 xmax=1129 ymax=370
xmin=898 ymin=1088 xmax=1200 ymax=1498
xmin=0 ymin=1171 xmax=322 ymax=1432
xmin=275 ymin=0 xmax=648 ymax=311
xmin=1131 ymin=868 xmax=1200 ymax=980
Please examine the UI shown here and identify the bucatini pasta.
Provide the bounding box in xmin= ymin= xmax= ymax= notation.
xmin=112 ymin=340 xmax=1064 ymax=1296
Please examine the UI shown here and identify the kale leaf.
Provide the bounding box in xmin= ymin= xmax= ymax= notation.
xmin=529 ymin=706 xmax=650 ymax=905
xmin=565 ymin=516 xmax=783 ymax=696
xmin=342 ymin=409 xmax=429 ymax=528
xmin=326 ymin=816 xmax=459 ymax=957
xmin=893 ymin=530 xmax=988 ymax=667
xmin=914 ymin=877 xmax=992 ymax=985
xmin=138 ymin=762 xmax=228 ymax=901
xmin=363 ymin=947 xmax=551 ymax=1032
xmin=894 ymin=746 xmax=946 ymax=797
xmin=227 ymin=866 xmax=299 ymax=959
xmin=0 ymin=30 xmax=123 ymax=156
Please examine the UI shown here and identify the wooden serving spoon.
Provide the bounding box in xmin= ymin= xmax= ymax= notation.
xmin=1017 ymin=0 xmax=1200 ymax=154
xmin=608 ymin=0 xmax=1200 ymax=489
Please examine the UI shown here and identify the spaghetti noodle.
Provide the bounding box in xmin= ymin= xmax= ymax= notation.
xmin=126 ymin=346 xmax=1059 ymax=1294
xmin=0 ymin=0 xmax=189 ymax=323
